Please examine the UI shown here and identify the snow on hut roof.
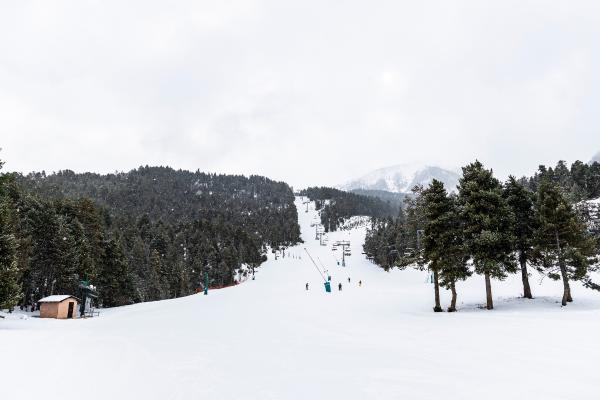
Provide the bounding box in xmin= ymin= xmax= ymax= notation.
xmin=38 ymin=295 xmax=79 ymax=303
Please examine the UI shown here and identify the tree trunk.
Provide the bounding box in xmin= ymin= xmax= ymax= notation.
xmin=520 ymin=254 xmax=533 ymax=299
xmin=433 ymin=269 xmax=443 ymax=312
xmin=555 ymin=231 xmax=572 ymax=306
xmin=559 ymin=259 xmax=572 ymax=306
xmin=485 ymin=272 xmax=493 ymax=310
xmin=448 ymin=281 xmax=457 ymax=312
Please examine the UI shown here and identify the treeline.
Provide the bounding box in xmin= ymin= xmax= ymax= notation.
xmin=0 ymin=164 xmax=301 ymax=310
xmin=17 ymin=166 xmax=300 ymax=246
xmin=364 ymin=160 xmax=600 ymax=311
xmin=350 ymin=189 xmax=406 ymax=211
xmin=523 ymin=160 xmax=600 ymax=201
xmin=299 ymin=187 xmax=396 ymax=232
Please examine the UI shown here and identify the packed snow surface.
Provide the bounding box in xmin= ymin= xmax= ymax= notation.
xmin=2 ymin=197 xmax=600 ymax=400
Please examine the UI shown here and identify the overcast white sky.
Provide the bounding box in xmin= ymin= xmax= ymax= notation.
xmin=1 ymin=1 xmax=599 ymax=189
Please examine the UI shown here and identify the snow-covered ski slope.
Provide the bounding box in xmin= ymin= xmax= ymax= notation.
xmin=2 ymin=197 xmax=600 ymax=400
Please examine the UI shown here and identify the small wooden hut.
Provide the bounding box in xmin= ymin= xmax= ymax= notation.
xmin=38 ymin=295 xmax=79 ymax=319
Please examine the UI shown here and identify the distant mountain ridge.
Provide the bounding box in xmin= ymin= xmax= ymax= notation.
xmin=340 ymin=163 xmax=460 ymax=194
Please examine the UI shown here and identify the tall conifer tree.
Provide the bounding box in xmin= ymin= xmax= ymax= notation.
xmin=0 ymin=159 xmax=22 ymax=310
xmin=531 ymin=180 xmax=598 ymax=306
xmin=97 ymin=237 xmax=134 ymax=307
xmin=422 ymin=180 xmax=450 ymax=312
xmin=422 ymin=180 xmax=470 ymax=312
xmin=503 ymin=176 xmax=536 ymax=299
xmin=458 ymin=161 xmax=516 ymax=310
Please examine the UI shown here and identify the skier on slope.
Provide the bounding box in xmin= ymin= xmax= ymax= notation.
xmin=338 ymin=282 xmax=342 ymax=291
xmin=359 ymin=280 xmax=362 ymax=287
xmin=347 ymin=277 xmax=351 ymax=283
xmin=306 ymin=282 xmax=309 ymax=290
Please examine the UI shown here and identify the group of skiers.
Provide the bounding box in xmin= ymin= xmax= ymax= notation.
xmin=305 ymin=278 xmax=362 ymax=291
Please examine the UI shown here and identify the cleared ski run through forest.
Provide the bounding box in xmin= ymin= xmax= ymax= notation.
xmin=2 ymin=197 xmax=600 ymax=400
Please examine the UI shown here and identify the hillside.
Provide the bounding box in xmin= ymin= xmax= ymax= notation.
xmin=4 ymin=167 xmax=301 ymax=307
xmin=299 ymin=186 xmax=396 ymax=231
xmin=350 ymin=188 xmax=407 ymax=211
xmin=17 ymin=167 xmax=300 ymax=243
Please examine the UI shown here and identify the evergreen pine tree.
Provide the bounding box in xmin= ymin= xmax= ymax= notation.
xmin=458 ymin=161 xmax=516 ymax=310
xmin=0 ymin=161 xmax=22 ymax=310
xmin=97 ymin=237 xmax=134 ymax=307
xmin=422 ymin=180 xmax=470 ymax=312
xmin=503 ymin=176 xmax=536 ymax=299
xmin=587 ymin=162 xmax=600 ymax=199
xmin=53 ymin=218 xmax=80 ymax=295
xmin=0 ymin=203 xmax=22 ymax=310
xmin=531 ymin=179 xmax=598 ymax=306
xmin=421 ymin=180 xmax=450 ymax=312
xmin=129 ymin=236 xmax=148 ymax=302
xmin=438 ymin=193 xmax=471 ymax=312
xmin=147 ymin=249 xmax=164 ymax=301
xmin=401 ymin=185 xmax=425 ymax=265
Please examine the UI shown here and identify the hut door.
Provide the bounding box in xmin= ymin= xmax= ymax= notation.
xmin=67 ymin=302 xmax=74 ymax=319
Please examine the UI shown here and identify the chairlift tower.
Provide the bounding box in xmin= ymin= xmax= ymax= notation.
xmin=302 ymin=200 xmax=310 ymax=213
xmin=316 ymin=231 xmax=328 ymax=246
xmin=315 ymin=224 xmax=324 ymax=240
xmin=333 ymin=240 xmax=351 ymax=267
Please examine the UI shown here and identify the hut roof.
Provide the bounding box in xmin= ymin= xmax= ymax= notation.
xmin=38 ymin=295 xmax=79 ymax=303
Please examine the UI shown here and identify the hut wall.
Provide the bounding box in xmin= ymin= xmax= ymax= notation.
xmin=40 ymin=300 xmax=78 ymax=319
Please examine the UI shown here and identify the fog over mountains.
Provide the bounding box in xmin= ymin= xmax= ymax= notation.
xmin=592 ymin=151 xmax=600 ymax=163
xmin=340 ymin=163 xmax=460 ymax=194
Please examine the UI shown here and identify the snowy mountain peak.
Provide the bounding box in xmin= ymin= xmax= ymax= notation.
xmin=591 ymin=151 xmax=600 ymax=163
xmin=340 ymin=163 xmax=460 ymax=193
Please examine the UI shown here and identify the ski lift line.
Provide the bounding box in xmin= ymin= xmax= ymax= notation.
xmin=304 ymin=248 xmax=327 ymax=282
xmin=305 ymin=249 xmax=327 ymax=282
xmin=315 ymin=255 xmax=329 ymax=275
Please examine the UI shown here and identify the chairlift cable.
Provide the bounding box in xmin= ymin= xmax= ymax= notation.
xmin=304 ymin=248 xmax=326 ymax=282
xmin=316 ymin=256 xmax=329 ymax=276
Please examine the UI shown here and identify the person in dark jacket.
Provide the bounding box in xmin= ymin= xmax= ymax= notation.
xmin=338 ymin=282 xmax=342 ymax=291
xmin=306 ymin=282 xmax=309 ymax=290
